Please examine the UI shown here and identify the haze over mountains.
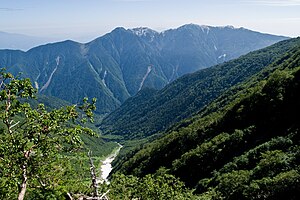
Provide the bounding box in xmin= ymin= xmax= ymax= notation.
xmin=0 ymin=24 xmax=287 ymax=113
xmin=0 ymin=31 xmax=54 ymax=51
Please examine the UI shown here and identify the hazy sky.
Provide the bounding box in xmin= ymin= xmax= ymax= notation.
xmin=1 ymin=0 xmax=300 ymax=42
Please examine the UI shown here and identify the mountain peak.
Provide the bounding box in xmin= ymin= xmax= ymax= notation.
xmin=224 ymin=25 xmax=235 ymax=29
xmin=178 ymin=24 xmax=241 ymax=31
xmin=178 ymin=23 xmax=201 ymax=30
xmin=129 ymin=27 xmax=158 ymax=37
xmin=218 ymin=25 xmax=241 ymax=30
xmin=110 ymin=27 xmax=128 ymax=34
xmin=0 ymin=24 xmax=288 ymax=114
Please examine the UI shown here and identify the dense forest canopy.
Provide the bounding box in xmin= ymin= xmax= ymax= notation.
xmin=1 ymin=38 xmax=300 ymax=199
xmin=111 ymin=38 xmax=300 ymax=199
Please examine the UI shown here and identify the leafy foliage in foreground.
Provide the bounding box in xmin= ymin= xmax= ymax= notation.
xmin=0 ymin=69 xmax=97 ymax=199
xmin=109 ymin=169 xmax=195 ymax=200
xmin=26 ymin=94 xmax=118 ymax=157
xmin=112 ymin=38 xmax=300 ymax=199
xmin=0 ymin=69 xmax=193 ymax=199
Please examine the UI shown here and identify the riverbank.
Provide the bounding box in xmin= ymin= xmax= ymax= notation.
xmin=99 ymin=143 xmax=123 ymax=183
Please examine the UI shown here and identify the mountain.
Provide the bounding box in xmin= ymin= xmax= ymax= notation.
xmin=0 ymin=31 xmax=53 ymax=51
xmin=100 ymin=37 xmax=297 ymax=138
xmin=112 ymin=37 xmax=300 ymax=199
xmin=0 ymin=24 xmax=287 ymax=114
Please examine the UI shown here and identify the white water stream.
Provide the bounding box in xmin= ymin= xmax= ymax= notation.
xmin=100 ymin=143 xmax=123 ymax=183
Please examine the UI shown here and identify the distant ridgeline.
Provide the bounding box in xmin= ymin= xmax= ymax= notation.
xmin=0 ymin=24 xmax=287 ymax=114
xmin=111 ymin=37 xmax=300 ymax=199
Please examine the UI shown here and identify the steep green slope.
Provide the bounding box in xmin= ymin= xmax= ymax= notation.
xmin=101 ymin=38 xmax=298 ymax=139
xmin=0 ymin=24 xmax=287 ymax=114
xmin=111 ymin=39 xmax=300 ymax=199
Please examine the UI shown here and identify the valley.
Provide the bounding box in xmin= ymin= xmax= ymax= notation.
xmin=109 ymin=37 xmax=300 ymax=199
xmin=100 ymin=143 xmax=123 ymax=183
xmin=1 ymin=24 xmax=299 ymax=199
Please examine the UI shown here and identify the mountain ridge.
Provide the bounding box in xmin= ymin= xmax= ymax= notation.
xmin=0 ymin=24 xmax=288 ymax=113
xmin=101 ymin=37 xmax=298 ymax=137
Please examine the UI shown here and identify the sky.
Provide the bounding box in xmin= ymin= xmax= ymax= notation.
xmin=1 ymin=0 xmax=300 ymax=42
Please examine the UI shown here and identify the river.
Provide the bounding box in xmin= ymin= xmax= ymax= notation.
xmin=100 ymin=143 xmax=123 ymax=183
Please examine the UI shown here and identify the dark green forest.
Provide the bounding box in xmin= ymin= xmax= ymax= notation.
xmin=101 ymin=37 xmax=300 ymax=139
xmin=111 ymin=38 xmax=300 ymax=199
xmin=1 ymin=37 xmax=300 ymax=199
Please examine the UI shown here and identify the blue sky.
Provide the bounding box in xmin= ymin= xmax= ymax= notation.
xmin=1 ymin=0 xmax=300 ymax=42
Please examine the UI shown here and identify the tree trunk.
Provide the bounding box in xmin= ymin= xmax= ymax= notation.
xmin=18 ymin=164 xmax=28 ymax=200
xmin=88 ymin=151 xmax=99 ymax=197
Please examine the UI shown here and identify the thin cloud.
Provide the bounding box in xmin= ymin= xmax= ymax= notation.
xmin=0 ymin=7 xmax=23 ymax=12
xmin=244 ymin=0 xmax=300 ymax=6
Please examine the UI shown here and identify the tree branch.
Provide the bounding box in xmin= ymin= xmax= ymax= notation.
xmin=18 ymin=164 xmax=28 ymax=200
xmin=88 ymin=151 xmax=99 ymax=198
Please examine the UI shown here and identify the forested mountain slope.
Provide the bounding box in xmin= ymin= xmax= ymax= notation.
xmin=0 ymin=24 xmax=286 ymax=113
xmin=112 ymin=37 xmax=300 ymax=199
xmin=101 ymin=38 xmax=298 ymax=139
